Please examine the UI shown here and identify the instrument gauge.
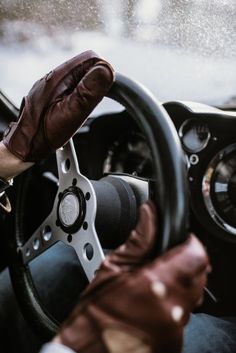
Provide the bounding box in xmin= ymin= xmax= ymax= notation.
xmin=179 ymin=119 xmax=211 ymax=153
xmin=103 ymin=132 xmax=153 ymax=178
xmin=202 ymin=144 xmax=236 ymax=236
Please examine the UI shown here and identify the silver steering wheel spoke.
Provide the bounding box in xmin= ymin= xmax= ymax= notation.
xmin=55 ymin=140 xmax=105 ymax=281
xmin=22 ymin=138 xmax=105 ymax=281
xmin=20 ymin=140 xmax=149 ymax=278
xmin=56 ymin=139 xmax=81 ymax=190
xmin=65 ymin=224 xmax=105 ymax=282
xmin=20 ymin=212 xmax=62 ymax=264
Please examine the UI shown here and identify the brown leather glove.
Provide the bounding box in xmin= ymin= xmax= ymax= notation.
xmin=3 ymin=50 xmax=114 ymax=162
xmin=55 ymin=202 xmax=209 ymax=353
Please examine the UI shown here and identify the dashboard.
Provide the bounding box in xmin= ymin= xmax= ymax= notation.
xmin=74 ymin=101 xmax=236 ymax=246
xmin=164 ymin=102 xmax=236 ymax=245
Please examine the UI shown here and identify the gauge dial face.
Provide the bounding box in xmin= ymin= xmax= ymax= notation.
xmin=103 ymin=132 xmax=153 ymax=178
xmin=211 ymin=154 xmax=236 ymax=227
xmin=202 ymin=144 xmax=236 ymax=235
xmin=179 ymin=119 xmax=211 ymax=153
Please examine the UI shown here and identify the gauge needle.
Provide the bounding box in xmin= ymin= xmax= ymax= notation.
xmin=136 ymin=158 xmax=149 ymax=175
xmin=204 ymin=287 xmax=218 ymax=303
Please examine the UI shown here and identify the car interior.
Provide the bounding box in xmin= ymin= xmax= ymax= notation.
xmin=1 ymin=0 xmax=236 ymax=347
xmin=1 ymin=80 xmax=236 ymax=323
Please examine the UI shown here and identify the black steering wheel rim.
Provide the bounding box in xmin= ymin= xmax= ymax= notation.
xmin=109 ymin=73 xmax=188 ymax=252
xmin=8 ymin=73 xmax=188 ymax=340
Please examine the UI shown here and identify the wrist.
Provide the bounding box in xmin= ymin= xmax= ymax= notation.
xmin=40 ymin=342 xmax=76 ymax=353
xmin=57 ymin=312 xmax=104 ymax=353
xmin=0 ymin=141 xmax=34 ymax=179
xmin=53 ymin=335 xmax=63 ymax=344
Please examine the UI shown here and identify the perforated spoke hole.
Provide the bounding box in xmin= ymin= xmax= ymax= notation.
xmin=33 ymin=238 xmax=40 ymax=250
xmin=62 ymin=158 xmax=71 ymax=173
xmin=84 ymin=243 xmax=94 ymax=261
xmin=42 ymin=225 xmax=52 ymax=241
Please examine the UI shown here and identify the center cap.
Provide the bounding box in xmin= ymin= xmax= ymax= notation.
xmin=59 ymin=192 xmax=80 ymax=227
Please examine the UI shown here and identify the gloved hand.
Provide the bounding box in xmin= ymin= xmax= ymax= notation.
xmin=54 ymin=202 xmax=209 ymax=353
xmin=3 ymin=50 xmax=114 ymax=162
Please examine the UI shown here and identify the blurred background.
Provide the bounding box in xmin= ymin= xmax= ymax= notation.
xmin=1 ymin=0 xmax=236 ymax=108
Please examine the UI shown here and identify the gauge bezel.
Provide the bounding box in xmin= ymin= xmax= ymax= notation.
xmin=179 ymin=118 xmax=211 ymax=153
xmin=202 ymin=143 xmax=236 ymax=236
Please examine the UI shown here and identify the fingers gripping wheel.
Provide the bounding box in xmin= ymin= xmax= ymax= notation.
xmin=9 ymin=73 xmax=188 ymax=339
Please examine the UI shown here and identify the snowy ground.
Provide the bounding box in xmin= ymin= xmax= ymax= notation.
xmin=1 ymin=27 xmax=236 ymax=113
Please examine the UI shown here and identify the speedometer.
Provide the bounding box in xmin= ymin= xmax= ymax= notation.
xmin=202 ymin=144 xmax=236 ymax=236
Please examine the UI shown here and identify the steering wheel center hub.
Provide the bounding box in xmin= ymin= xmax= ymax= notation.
xmin=59 ymin=193 xmax=80 ymax=226
xmin=57 ymin=186 xmax=86 ymax=233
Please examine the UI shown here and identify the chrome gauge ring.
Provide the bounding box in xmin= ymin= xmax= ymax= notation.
xmin=179 ymin=119 xmax=211 ymax=153
xmin=202 ymin=143 xmax=236 ymax=236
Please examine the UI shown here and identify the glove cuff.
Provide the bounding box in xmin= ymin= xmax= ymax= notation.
xmin=3 ymin=105 xmax=52 ymax=162
xmin=58 ymin=313 xmax=109 ymax=353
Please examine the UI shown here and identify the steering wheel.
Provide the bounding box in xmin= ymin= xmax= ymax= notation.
xmin=8 ymin=73 xmax=188 ymax=340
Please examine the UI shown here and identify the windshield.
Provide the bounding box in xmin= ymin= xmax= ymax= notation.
xmin=1 ymin=0 xmax=236 ymax=108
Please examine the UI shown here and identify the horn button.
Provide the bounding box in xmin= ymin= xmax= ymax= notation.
xmin=57 ymin=186 xmax=86 ymax=233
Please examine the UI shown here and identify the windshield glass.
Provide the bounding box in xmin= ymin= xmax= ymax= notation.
xmin=1 ymin=0 xmax=236 ymax=108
